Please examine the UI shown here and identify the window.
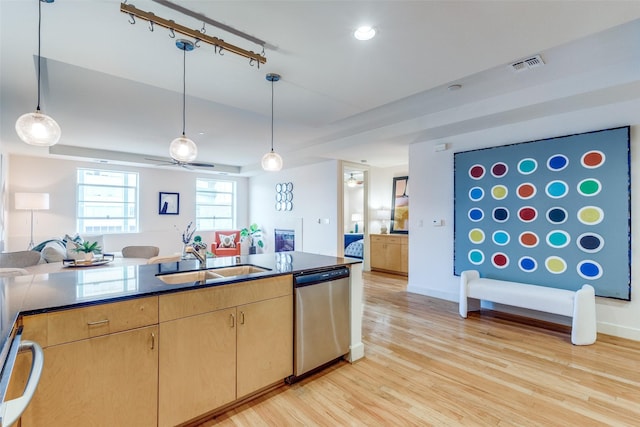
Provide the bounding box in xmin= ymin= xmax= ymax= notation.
xmin=196 ymin=178 xmax=235 ymax=230
xmin=77 ymin=168 xmax=138 ymax=233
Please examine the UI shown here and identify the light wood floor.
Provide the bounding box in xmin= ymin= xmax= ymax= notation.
xmin=200 ymin=271 xmax=640 ymax=426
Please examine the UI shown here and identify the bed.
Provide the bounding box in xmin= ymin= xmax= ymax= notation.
xmin=344 ymin=233 xmax=364 ymax=259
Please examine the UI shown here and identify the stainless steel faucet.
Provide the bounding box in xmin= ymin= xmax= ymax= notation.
xmin=185 ymin=246 xmax=207 ymax=268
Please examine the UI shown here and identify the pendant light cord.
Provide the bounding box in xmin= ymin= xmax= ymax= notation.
xmin=36 ymin=0 xmax=42 ymax=111
xmin=270 ymin=77 xmax=274 ymax=152
xmin=181 ymin=45 xmax=186 ymax=136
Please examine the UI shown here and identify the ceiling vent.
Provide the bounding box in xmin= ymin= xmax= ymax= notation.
xmin=509 ymin=55 xmax=545 ymax=73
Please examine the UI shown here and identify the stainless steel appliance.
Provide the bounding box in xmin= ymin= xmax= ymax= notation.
xmin=291 ymin=267 xmax=350 ymax=381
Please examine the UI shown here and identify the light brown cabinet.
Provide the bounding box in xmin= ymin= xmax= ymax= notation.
xmin=236 ymin=294 xmax=293 ymax=398
xmin=8 ymin=276 xmax=293 ymax=427
xmin=10 ymin=297 xmax=159 ymax=427
xmin=158 ymin=275 xmax=293 ymax=426
xmin=370 ymin=234 xmax=408 ymax=275
xmin=158 ymin=307 xmax=237 ymax=427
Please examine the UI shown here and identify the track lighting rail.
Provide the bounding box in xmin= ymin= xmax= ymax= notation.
xmin=120 ymin=2 xmax=266 ymax=65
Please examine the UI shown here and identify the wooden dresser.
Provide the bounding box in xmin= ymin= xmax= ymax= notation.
xmin=370 ymin=234 xmax=408 ymax=276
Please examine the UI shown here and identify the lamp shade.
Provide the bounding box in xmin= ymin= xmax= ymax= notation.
xmin=15 ymin=111 xmax=61 ymax=147
xmin=15 ymin=192 xmax=50 ymax=210
xmin=261 ymin=150 xmax=283 ymax=171
xmin=376 ymin=209 xmax=391 ymax=220
xmin=351 ymin=213 xmax=363 ymax=222
xmin=169 ymin=135 xmax=198 ymax=163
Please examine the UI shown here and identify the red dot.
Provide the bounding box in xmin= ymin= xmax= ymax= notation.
xmin=493 ymin=253 xmax=508 ymax=266
xmin=470 ymin=165 xmax=485 ymax=179
xmin=518 ymin=207 xmax=537 ymax=222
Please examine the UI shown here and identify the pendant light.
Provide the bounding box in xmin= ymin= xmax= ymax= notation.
xmin=262 ymin=73 xmax=283 ymax=172
xmin=15 ymin=0 xmax=61 ymax=147
xmin=347 ymin=173 xmax=358 ymax=187
xmin=169 ymin=39 xmax=198 ymax=163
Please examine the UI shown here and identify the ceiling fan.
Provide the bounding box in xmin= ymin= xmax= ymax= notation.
xmin=145 ymin=157 xmax=215 ymax=170
xmin=346 ymin=173 xmax=364 ymax=187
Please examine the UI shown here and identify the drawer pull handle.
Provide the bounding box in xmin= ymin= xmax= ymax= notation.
xmin=87 ymin=319 xmax=110 ymax=326
xmin=229 ymin=313 xmax=235 ymax=328
xmin=151 ymin=332 xmax=155 ymax=350
xmin=239 ymin=311 xmax=245 ymax=325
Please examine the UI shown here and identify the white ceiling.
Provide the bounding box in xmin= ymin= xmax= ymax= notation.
xmin=2 ymin=1 xmax=640 ymax=175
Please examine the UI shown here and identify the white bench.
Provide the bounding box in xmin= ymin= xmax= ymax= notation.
xmin=459 ymin=270 xmax=597 ymax=345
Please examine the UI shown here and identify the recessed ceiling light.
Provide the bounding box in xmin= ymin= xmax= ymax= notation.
xmin=447 ymin=84 xmax=462 ymax=91
xmin=354 ymin=26 xmax=376 ymax=41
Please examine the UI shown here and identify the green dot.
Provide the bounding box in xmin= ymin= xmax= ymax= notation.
xmin=579 ymin=179 xmax=600 ymax=196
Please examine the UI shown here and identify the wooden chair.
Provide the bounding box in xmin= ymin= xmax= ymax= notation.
xmin=121 ymin=246 xmax=160 ymax=259
xmin=211 ymin=231 xmax=241 ymax=257
xmin=0 ymin=250 xmax=42 ymax=268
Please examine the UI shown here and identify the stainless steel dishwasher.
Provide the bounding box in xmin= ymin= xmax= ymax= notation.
xmin=289 ymin=267 xmax=350 ymax=382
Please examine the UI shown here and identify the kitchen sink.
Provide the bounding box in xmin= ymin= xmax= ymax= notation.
xmin=156 ymin=265 xmax=270 ymax=284
xmin=209 ymin=265 xmax=269 ymax=277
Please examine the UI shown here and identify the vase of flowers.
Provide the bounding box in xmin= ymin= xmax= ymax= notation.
xmin=177 ymin=222 xmax=196 ymax=258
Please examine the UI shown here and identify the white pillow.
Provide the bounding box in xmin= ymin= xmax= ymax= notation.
xmin=218 ymin=234 xmax=236 ymax=248
xmin=65 ymin=239 xmax=84 ymax=260
xmin=42 ymin=242 xmax=66 ymax=263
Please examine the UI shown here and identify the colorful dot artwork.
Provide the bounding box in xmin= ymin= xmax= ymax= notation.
xmin=454 ymin=127 xmax=630 ymax=300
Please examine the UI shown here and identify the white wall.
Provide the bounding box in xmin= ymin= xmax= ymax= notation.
xmin=248 ymin=160 xmax=340 ymax=256
xmin=7 ymin=154 xmax=249 ymax=255
xmin=343 ymin=185 xmax=363 ymax=234
xmin=408 ymin=119 xmax=640 ymax=341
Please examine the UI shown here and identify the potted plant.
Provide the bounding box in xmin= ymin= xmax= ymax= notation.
xmin=240 ymin=223 xmax=264 ymax=254
xmin=73 ymin=241 xmax=101 ymax=262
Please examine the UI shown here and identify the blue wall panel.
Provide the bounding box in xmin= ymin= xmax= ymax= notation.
xmin=454 ymin=127 xmax=630 ymax=300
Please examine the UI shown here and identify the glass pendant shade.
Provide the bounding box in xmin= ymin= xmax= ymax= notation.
xmin=261 ymin=150 xmax=283 ymax=172
xmin=15 ymin=110 xmax=61 ymax=147
xmin=169 ymin=134 xmax=198 ymax=162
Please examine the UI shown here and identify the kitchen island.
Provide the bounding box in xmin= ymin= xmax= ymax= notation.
xmin=0 ymin=251 xmax=363 ymax=426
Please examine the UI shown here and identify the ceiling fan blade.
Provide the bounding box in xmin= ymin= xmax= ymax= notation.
xmin=144 ymin=157 xmax=175 ymax=165
xmin=187 ymin=162 xmax=215 ymax=168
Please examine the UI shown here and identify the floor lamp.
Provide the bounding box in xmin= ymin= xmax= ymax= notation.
xmin=15 ymin=192 xmax=50 ymax=250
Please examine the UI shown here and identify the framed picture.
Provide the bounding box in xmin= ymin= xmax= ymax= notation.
xmin=390 ymin=176 xmax=409 ymax=234
xmin=159 ymin=192 xmax=179 ymax=215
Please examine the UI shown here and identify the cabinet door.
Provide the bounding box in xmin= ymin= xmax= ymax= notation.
xmin=19 ymin=325 xmax=158 ymax=427
xmin=384 ymin=242 xmax=403 ymax=272
xmin=236 ymin=295 xmax=293 ymax=398
xmin=158 ymin=308 xmax=236 ymax=427
xmin=370 ymin=238 xmax=386 ymax=270
xmin=400 ymin=239 xmax=409 ymax=274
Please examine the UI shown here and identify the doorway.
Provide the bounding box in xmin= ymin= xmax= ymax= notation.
xmin=341 ymin=162 xmax=369 ymax=270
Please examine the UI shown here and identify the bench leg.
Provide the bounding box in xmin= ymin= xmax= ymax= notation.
xmin=460 ymin=270 xmax=481 ymax=318
xmin=571 ymin=285 xmax=597 ymax=345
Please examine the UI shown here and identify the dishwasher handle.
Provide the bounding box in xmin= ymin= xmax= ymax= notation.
xmin=0 ymin=340 xmax=44 ymax=427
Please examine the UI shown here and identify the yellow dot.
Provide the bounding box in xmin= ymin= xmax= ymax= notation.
xmin=469 ymin=229 xmax=485 ymax=243
xmin=545 ymin=257 xmax=566 ymax=274
xmin=492 ymin=185 xmax=507 ymax=200
xmin=578 ymin=207 xmax=603 ymax=224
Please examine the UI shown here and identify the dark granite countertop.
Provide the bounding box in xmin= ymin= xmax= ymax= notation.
xmin=0 ymin=251 xmax=361 ymax=374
